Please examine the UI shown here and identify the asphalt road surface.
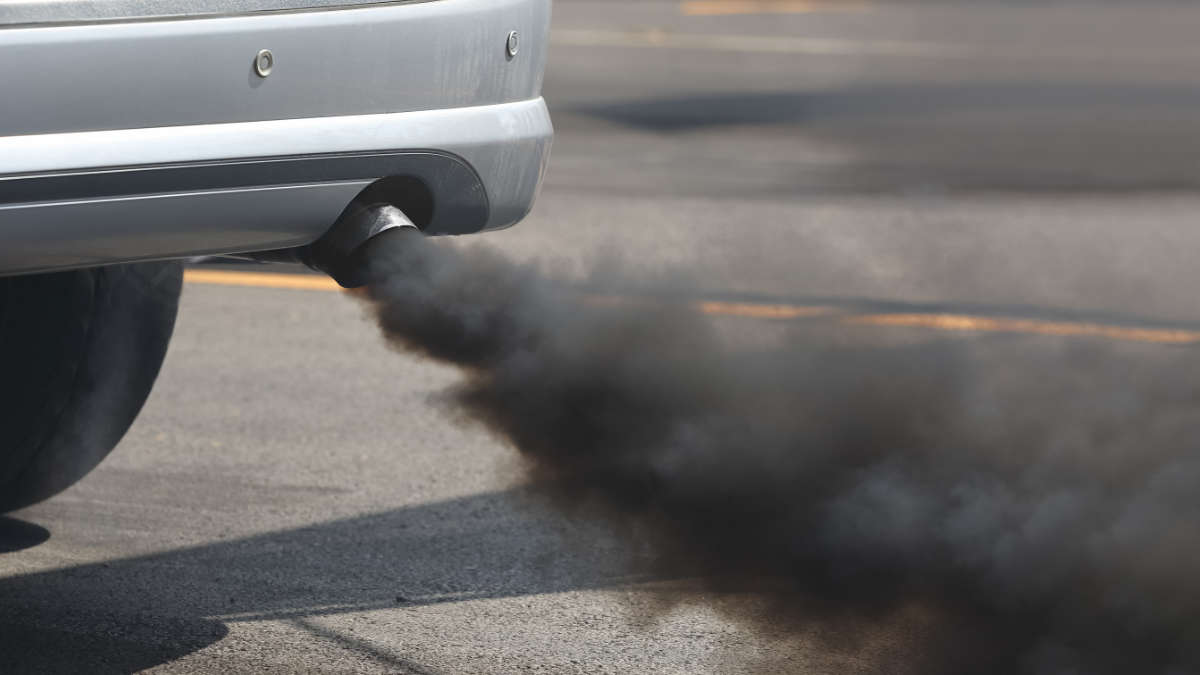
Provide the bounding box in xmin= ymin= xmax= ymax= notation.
xmin=7 ymin=1 xmax=1200 ymax=672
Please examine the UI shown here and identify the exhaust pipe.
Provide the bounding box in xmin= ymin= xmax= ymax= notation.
xmin=243 ymin=202 xmax=419 ymax=288
xmin=302 ymin=202 xmax=418 ymax=288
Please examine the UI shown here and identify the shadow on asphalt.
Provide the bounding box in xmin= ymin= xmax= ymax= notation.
xmin=0 ymin=488 xmax=646 ymax=673
xmin=575 ymin=84 xmax=1200 ymax=132
xmin=574 ymin=85 xmax=1200 ymax=191
xmin=0 ymin=517 xmax=49 ymax=553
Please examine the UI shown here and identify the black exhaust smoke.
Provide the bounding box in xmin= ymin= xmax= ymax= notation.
xmin=356 ymin=210 xmax=1200 ymax=674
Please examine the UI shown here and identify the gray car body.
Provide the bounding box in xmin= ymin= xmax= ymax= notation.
xmin=0 ymin=0 xmax=553 ymax=275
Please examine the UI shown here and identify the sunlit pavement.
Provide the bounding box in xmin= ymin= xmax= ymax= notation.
xmin=7 ymin=1 xmax=1200 ymax=672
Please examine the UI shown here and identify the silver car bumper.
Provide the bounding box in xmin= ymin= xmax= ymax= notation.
xmin=0 ymin=0 xmax=553 ymax=275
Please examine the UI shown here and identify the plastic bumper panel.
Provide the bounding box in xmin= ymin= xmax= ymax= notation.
xmin=0 ymin=99 xmax=552 ymax=275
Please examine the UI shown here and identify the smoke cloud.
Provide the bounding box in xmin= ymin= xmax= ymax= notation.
xmin=358 ymin=219 xmax=1200 ymax=674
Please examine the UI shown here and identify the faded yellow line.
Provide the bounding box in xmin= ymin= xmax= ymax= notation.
xmin=184 ymin=268 xmax=342 ymax=292
xmin=184 ymin=269 xmax=1200 ymax=345
xmin=681 ymin=0 xmax=866 ymax=15
xmin=576 ymin=294 xmax=834 ymax=319
xmin=695 ymin=300 xmax=834 ymax=319
xmin=851 ymin=313 xmax=1200 ymax=345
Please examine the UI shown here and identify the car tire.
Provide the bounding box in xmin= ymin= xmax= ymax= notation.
xmin=0 ymin=262 xmax=182 ymax=512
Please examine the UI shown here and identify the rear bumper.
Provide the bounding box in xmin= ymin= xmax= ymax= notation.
xmin=0 ymin=100 xmax=552 ymax=275
xmin=0 ymin=0 xmax=552 ymax=276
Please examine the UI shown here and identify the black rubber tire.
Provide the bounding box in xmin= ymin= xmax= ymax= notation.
xmin=0 ymin=262 xmax=182 ymax=512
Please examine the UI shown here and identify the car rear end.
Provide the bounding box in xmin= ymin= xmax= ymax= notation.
xmin=0 ymin=0 xmax=552 ymax=511
xmin=0 ymin=0 xmax=553 ymax=275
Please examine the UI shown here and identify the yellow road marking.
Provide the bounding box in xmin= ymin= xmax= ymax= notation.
xmin=681 ymin=0 xmax=866 ymax=16
xmin=183 ymin=268 xmax=341 ymax=292
xmin=537 ymin=294 xmax=834 ymax=319
xmin=695 ymin=300 xmax=834 ymax=320
xmin=852 ymin=313 xmax=1200 ymax=345
xmin=184 ymin=269 xmax=1200 ymax=346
